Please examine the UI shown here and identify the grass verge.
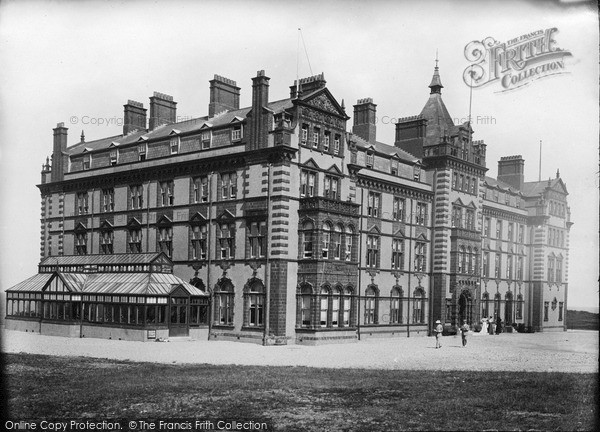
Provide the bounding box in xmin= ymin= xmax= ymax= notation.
xmin=4 ymin=353 xmax=598 ymax=431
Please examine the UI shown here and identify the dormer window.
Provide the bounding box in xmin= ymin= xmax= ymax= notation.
xmin=391 ymin=160 xmax=399 ymax=176
xmin=231 ymin=125 xmax=243 ymax=142
xmin=201 ymin=130 xmax=211 ymax=149
xmin=170 ymin=136 xmax=180 ymax=154
xmin=109 ymin=148 xmax=118 ymax=166
xmin=83 ymin=153 xmax=91 ymax=170
xmin=366 ymin=151 xmax=374 ymax=168
xmin=138 ymin=142 xmax=147 ymax=161
xmin=413 ymin=165 xmax=421 ymax=181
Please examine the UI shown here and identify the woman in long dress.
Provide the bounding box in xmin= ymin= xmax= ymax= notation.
xmin=480 ymin=318 xmax=488 ymax=335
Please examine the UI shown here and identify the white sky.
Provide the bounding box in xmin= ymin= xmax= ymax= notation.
xmin=0 ymin=0 xmax=597 ymax=309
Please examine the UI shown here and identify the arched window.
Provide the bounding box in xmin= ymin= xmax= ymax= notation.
xmin=505 ymin=292 xmax=513 ymax=325
xmin=390 ymin=287 xmax=403 ymax=324
xmin=214 ymin=279 xmax=234 ymax=326
xmin=494 ymin=292 xmax=501 ymax=318
xmin=332 ymin=286 xmax=342 ymax=326
xmin=364 ymin=286 xmax=378 ymax=324
xmin=300 ymin=285 xmax=312 ymax=328
xmin=516 ymin=293 xmax=523 ymax=319
xmin=458 ymin=246 xmax=466 ymax=273
xmin=342 ymin=287 xmax=353 ymax=326
xmin=322 ymin=223 xmax=332 ymax=259
xmin=467 ymin=247 xmax=473 ymax=275
xmin=412 ymin=288 xmax=425 ymax=324
xmin=482 ymin=292 xmax=490 ymax=318
xmin=319 ymin=286 xmax=330 ymax=327
xmin=244 ymin=280 xmax=264 ymax=328
xmin=333 ymin=224 xmax=343 ymax=260
xmin=473 ymin=248 xmax=479 ymax=275
xmin=345 ymin=226 xmax=354 ymax=261
xmin=301 ymin=221 xmax=314 ymax=258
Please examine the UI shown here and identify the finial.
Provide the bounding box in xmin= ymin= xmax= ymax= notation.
xmin=429 ymin=54 xmax=443 ymax=94
xmin=556 ymin=168 xmax=560 ymax=178
xmin=341 ymin=99 xmax=346 ymax=111
xmin=80 ymin=130 xmax=85 ymax=143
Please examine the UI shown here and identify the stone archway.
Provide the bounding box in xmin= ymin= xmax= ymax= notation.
xmin=458 ymin=290 xmax=473 ymax=325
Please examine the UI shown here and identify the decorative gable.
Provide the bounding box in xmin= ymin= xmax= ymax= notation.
xmin=302 ymin=88 xmax=348 ymax=118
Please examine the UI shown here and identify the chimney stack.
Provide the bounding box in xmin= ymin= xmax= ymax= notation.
xmin=498 ymin=155 xmax=525 ymax=190
xmin=51 ymin=122 xmax=68 ymax=182
xmin=352 ymin=98 xmax=377 ymax=143
xmin=247 ymin=70 xmax=271 ymax=151
xmin=123 ymin=100 xmax=147 ymax=134
xmin=149 ymin=92 xmax=177 ymax=130
xmin=209 ymin=75 xmax=240 ymax=117
xmin=290 ymin=73 xmax=326 ymax=98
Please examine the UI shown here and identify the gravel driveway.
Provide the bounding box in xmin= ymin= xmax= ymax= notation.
xmin=2 ymin=328 xmax=597 ymax=373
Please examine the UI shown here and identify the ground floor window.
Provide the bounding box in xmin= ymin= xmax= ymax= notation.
xmin=412 ymin=288 xmax=425 ymax=324
xmin=214 ymin=279 xmax=234 ymax=326
xmin=364 ymin=286 xmax=378 ymax=324
xmin=544 ymin=302 xmax=549 ymax=321
xmin=244 ymin=281 xmax=265 ymax=328
xmin=558 ymin=302 xmax=564 ymax=321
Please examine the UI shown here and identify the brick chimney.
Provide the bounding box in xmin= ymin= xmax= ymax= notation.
xmin=209 ymin=75 xmax=240 ymax=117
xmin=352 ymin=98 xmax=377 ymax=143
xmin=149 ymin=92 xmax=177 ymax=130
xmin=123 ymin=100 xmax=147 ymax=135
xmin=51 ymin=122 xmax=69 ymax=182
xmin=498 ymin=155 xmax=524 ymax=190
xmin=247 ymin=70 xmax=271 ymax=151
xmin=289 ymin=73 xmax=326 ymax=98
xmin=394 ymin=115 xmax=428 ymax=158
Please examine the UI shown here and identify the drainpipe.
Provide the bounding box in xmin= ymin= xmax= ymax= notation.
xmin=207 ymin=172 xmax=214 ymax=340
xmin=263 ymin=163 xmax=272 ymax=345
xmin=90 ymin=188 xmax=96 ymax=253
xmin=407 ymin=198 xmax=414 ymax=338
xmin=145 ymin=181 xmax=151 ymax=252
xmin=428 ymin=169 xmax=437 ymax=335
xmin=357 ymin=188 xmax=364 ymax=341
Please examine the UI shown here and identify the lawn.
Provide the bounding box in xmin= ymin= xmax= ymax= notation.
xmin=3 ymin=353 xmax=598 ymax=431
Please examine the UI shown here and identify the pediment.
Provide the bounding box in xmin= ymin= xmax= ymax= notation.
xmin=99 ymin=220 xmax=113 ymax=230
xmin=74 ymin=222 xmax=87 ymax=232
xmin=215 ymin=209 xmax=235 ymax=221
xmin=416 ymin=233 xmax=428 ymax=241
xmin=303 ymin=158 xmax=320 ymax=170
xmin=156 ymin=215 xmax=173 ymax=226
xmin=230 ymin=116 xmax=244 ymax=123
xmin=326 ymin=164 xmax=343 ymax=175
xmin=169 ymin=284 xmax=190 ymax=297
xmin=367 ymin=225 xmax=381 ymax=234
xmin=393 ymin=228 xmax=406 ymax=238
xmin=169 ymin=129 xmax=181 ymax=136
xmin=301 ymin=88 xmax=347 ymax=118
xmin=109 ymin=141 xmax=120 ymax=148
xmin=190 ymin=211 xmax=207 ymax=224
xmin=127 ymin=217 xmax=142 ymax=228
xmin=137 ymin=136 xmax=148 ymax=142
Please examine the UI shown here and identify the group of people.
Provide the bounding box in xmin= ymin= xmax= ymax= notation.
xmin=480 ymin=315 xmax=503 ymax=335
xmin=434 ymin=315 xmax=504 ymax=348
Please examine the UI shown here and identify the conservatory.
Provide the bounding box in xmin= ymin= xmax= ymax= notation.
xmin=5 ymin=253 xmax=209 ymax=341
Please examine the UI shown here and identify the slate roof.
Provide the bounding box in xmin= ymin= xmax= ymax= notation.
xmin=483 ymin=176 xmax=520 ymax=193
xmin=7 ymin=271 xmax=206 ymax=297
xmin=352 ymin=134 xmax=419 ymax=163
xmin=67 ymin=98 xmax=294 ymax=156
xmin=521 ymin=178 xmax=567 ymax=197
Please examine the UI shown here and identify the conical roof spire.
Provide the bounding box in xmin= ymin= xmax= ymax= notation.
xmin=428 ymin=55 xmax=443 ymax=94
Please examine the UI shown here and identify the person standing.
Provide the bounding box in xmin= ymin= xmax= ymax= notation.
xmin=434 ymin=320 xmax=443 ymax=348
xmin=495 ymin=315 xmax=502 ymax=335
xmin=460 ymin=320 xmax=470 ymax=347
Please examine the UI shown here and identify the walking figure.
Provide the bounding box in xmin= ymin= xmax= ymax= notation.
xmin=460 ymin=320 xmax=469 ymax=347
xmin=434 ymin=320 xmax=443 ymax=348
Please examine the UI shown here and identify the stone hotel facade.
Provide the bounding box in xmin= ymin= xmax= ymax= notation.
xmin=5 ymin=65 xmax=572 ymax=343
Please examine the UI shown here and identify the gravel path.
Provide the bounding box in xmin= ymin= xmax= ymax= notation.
xmin=2 ymin=329 xmax=597 ymax=373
